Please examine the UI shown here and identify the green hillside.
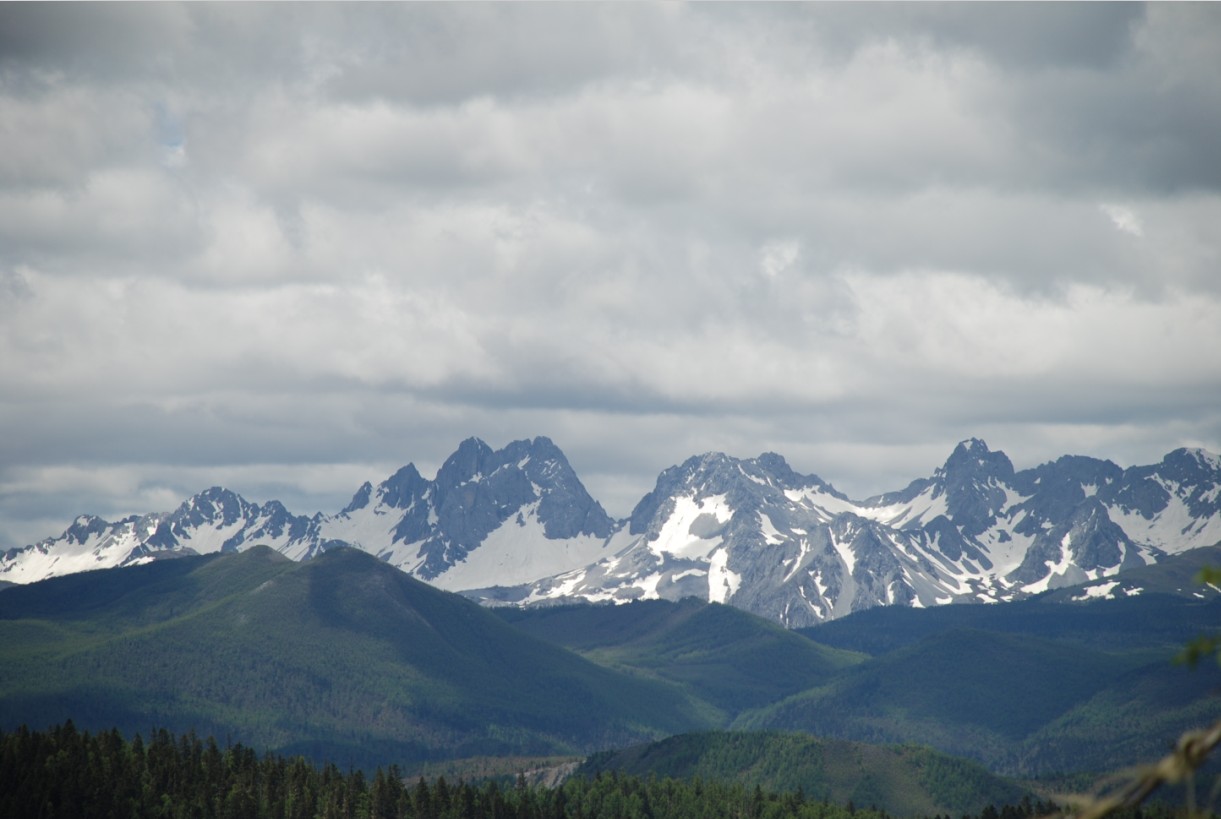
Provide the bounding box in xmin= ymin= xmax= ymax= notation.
xmin=4 ymin=545 xmax=1216 ymax=785
xmin=0 ymin=547 xmax=712 ymax=769
xmin=800 ymin=592 xmax=1220 ymax=657
xmin=497 ymin=598 xmax=864 ymax=718
xmin=577 ymin=730 xmax=1032 ymax=817
xmin=745 ymin=613 xmax=1220 ymax=777
xmin=3 ymin=722 xmax=903 ymax=819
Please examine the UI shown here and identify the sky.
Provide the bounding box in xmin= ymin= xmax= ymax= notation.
xmin=2 ymin=3 xmax=1220 ymax=549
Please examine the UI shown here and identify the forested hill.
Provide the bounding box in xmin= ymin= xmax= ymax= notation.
xmin=0 ymin=722 xmax=1072 ymax=819
xmin=577 ymin=731 xmax=1032 ymax=818
xmin=0 ymin=547 xmax=709 ymax=767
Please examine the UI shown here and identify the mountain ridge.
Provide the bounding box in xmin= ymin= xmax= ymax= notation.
xmin=4 ymin=436 xmax=1220 ymax=626
xmin=471 ymin=438 xmax=1221 ymax=625
xmin=0 ymin=546 xmax=711 ymax=767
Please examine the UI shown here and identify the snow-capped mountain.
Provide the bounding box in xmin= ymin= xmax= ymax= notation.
xmin=309 ymin=436 xmax=616 ymax=590
xmin=470 ymin=439 xmax=1221 ymax=626
xmin=3 ymin=437 xmax=1220 ymax=626
xmin=0 ymin=437 xmax=617 ymax=591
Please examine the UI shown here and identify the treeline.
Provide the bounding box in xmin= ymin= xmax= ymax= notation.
xmin=0 ymin=722 xmax=873 ymax=819
xmin=0 ymin=722 xmax=1172 ymax=819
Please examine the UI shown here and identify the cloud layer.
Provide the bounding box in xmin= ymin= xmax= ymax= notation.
xmin=2 ymin=3 xmax=1220 ymax=548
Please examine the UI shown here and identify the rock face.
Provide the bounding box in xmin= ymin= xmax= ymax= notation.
xmin=314 ymin=436 xmax=617 ymax=589
xmin=469 ymin=440 xmax=1221 ymax=627
xmin=4 ymin=437 xmax=1220 ymax=626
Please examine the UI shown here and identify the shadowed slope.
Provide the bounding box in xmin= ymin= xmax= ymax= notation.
xmin=0 ymin=548 xmax=710 ymax=769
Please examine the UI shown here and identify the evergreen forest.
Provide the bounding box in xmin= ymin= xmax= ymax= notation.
xmin=0 ymin=722 xmax=1091 ymax=819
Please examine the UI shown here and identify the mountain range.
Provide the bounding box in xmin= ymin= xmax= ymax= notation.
xmin=4 ymin=436 xmax=1220 ymax=626
xmin=3 ymin=543 xmax=1216 ymax=783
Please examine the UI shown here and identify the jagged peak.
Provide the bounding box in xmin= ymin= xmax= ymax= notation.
xmin=454 ymin=436 xmax=495 ymax=459
xmin=1165 ymin=447 xmax=1221 ymax=472
xmin=375 ymin=465 xmax=427 ymax=510
xmin=528 ymin=435 xmax=560 ymax=453
xmin=341 ymin=480 xmax=375 ymax=515
xmin=195 ymin=485 xmax=239 ymax=499
xmin=686 ymin=451 xmax=733 ymax=468
xmin=941 ymin=438 xmax=1014 ymax=480
xmin=499 ymin=436 xmax=572 ymax=471
xmin=436 ymin=437 xmax=496 ymax=485
xmin=64 ymin=515 xmax=109 ymax=543
xmin=754 ymin=451 xmax=790 ymax=472
xmin=177 ymin=486 xmax=248 ymax=513
xmin=957 ymin=437 xmax=991 ymax=453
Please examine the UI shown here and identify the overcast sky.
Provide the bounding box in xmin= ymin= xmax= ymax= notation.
xmin=2 ymin=3 xmax=1220 ymax=549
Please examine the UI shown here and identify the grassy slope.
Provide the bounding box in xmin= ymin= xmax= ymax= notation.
xmin=0 ymin=548 xmax=713 ymax=768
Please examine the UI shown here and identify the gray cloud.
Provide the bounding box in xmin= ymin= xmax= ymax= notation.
xmin=1 ymin=3 xmax=1219 ymax=550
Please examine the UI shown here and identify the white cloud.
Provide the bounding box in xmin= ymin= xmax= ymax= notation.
xmin=759 ymin=240 xmax=800 ymax=280
xmin=1 ymin=3 xmax=1219 ymax=549
xmin=1100 ymin=203 xmax=1144 ymax=237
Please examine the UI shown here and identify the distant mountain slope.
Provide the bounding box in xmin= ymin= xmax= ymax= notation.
xmin=577 ymin=731 xmax=1032 ymax=817
xmin=496 ymin=598 xmax=864 ymax=718
xmin=1039 ymin=541 xmax=1221 ymax=604
xmin=801 ymin=543 xmax=1221 ymax=656
xmin=739 ymin=588 xmax=1221 ymax=776
xmin=0 ymin=548 xmax=709 ymax=768
xmin=4 ymin=437 xmax=1220 ymax=628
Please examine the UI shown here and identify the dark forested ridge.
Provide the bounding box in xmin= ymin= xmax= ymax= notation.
xmin=576 ymin=731 xmax=1033 ymax=818
xmin=757 ymin=593 xmax=1221 ymax=777
xmin=495 ymin=598 xmax=865 ymax=717
xmin=2 ymin=722 xmax=1085 ymax=819
xmin=495 ymin=591 xmax=1221 ymax=778
xmin=3 ymin=548 xmax=1219 ymax=786
xmin=0 ymin=548 xmax=710 ymax=768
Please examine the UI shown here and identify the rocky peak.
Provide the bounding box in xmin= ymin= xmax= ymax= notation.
xmin=934 ymin=439 xmax=1016 ymax=538
xmin=435 ymin=437 xmax=496 ymax=490
xmin=1010 ymin=455 xmax=1122 ymax=524
xmin=1159 ymin=447 xmax=1221 ymax=484
xmin=941 ymin=439 xmax=1015 ymax=482
xmin=341 ymin=481 xmax=374 ymax=514
xmin=174 ymin=487 xmax=251 ymax=528
xmin=376 ymin=465 xmax=428 ymax=510
xmin=64 ymin=515 xmax=109 ymax=545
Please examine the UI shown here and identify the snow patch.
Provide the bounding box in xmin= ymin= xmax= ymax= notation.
xmin=650 ymin=494 xmax=732 ymax=560
xmin=1021 ymin=532 xmax=1074 ymax=595
xmin=430 ymin=502 xmax=610 ymax=591
xmin=1108 ymin=494 xmax=1221 ymax=553
xmin=759 ymin=512 xmax=786 ymax=545
xmin=707 ymin=547 xmax=740 ymax=604
xmin=831 ymin=533 xmax=856 ymax=576
xmin=1071 ymin=580 xmax=1121 ymax=602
